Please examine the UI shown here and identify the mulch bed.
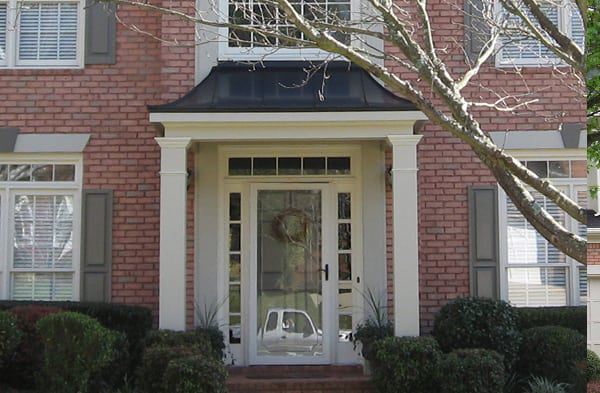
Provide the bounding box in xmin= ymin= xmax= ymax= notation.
xmin=589 ymin=381 xmax=600 ymax=393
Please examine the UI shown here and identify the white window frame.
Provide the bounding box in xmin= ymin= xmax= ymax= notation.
xmin=0 ymin=153 xmax=83 ymax=300
xmin=0 ymin=0 xmax=84 ymax=68
xmin=217 ymin=0 xmax=357 ymax=61
xmin=495 ymin=0 xmax=582 ymax=67
xmin=498 ymin=150 xmax=587 ymax=307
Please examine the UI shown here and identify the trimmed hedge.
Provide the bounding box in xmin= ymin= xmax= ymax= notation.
xmin=0 ymin=311 xmax=21 ymax=367
xmin=514 ymin=306 xmax=586 ymax=336
xmin=163 ymin=354 xmax=227 ymax=393
xmin=37 ymin=312 xmax=118 ymax=393
xmin=589 ymin=350 xmax=600 ymax=382
xmin=144 ymin=330 xmax=213 ymax=355
xmin=0 ymin=300 xmax=152 ymax=373
xmin=517 ymin=326 xmax=586 ymax=392
xmin=438 ymin=349 xmax=505 ymax=393
xmin=3 ymin=305 xmax=63 ymax=388
xmin=137 ymin=346 xmax=202 ymax=393
xmin=432 ymin=297 xmax=521 ymax=370
xmin=371 ymin=336 xmax=442 ymax=393
xmin=196 ymin=326 xmax=226 ymax=360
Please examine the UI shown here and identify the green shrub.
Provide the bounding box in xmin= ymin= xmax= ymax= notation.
xmin=525 ymin=376 xmax=570 ymax=393
xmin=438 ymin=349 xmax=505 ymax=393
xmin=36 ymin=311 xmax=118 ymax=393
xmin=163 ymin=354 xmax=227 ymax=393
xmin=144 ymin=329 xmax=212 ymax=353
xmin=3 ymin=305 xmax=63 ymax=388
xmin=432 ymin=296 xmax=521 ymax=370
xmin=588 ymin=350 xmax=600 ymax=382
xmin=0 ymin=300 xmax=153 ymax=375
xmin=517 ymin=326 xmax=586 ymax=391
xmin=137 ymin=345 xmax=202 ymax=393
xmin=352 ymin=319 xmax=394 ymax=360
xmin=370 ymin=336 xmax=442 ymax=393
xmin=196 ymin=326 xmax=226 ymax=360
xmin=0 ymin=311 xmax=21 ymax=367
xmin=514 ymin=307 xmax=586 ymax=336
xmin=89 ymin=331 xmax=130 ymax=393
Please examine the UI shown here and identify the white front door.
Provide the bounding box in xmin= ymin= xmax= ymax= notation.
xmin=249 ymin=183 xmax=334 ymax=365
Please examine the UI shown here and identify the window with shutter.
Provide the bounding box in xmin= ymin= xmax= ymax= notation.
xmin=497 ymin=1 xmax=584 ymax=66
xmin=0 ymin=157 xmax=81 ymax=301
xmin=500 ymin=159 xmax=587 ymax=307
xmin=0 ymin=0 xmax=83 ymax=67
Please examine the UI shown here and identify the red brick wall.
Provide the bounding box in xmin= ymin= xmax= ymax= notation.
xmin=590 ymin=243 xmax=600 ymax=266
xmin=383 ymin=0 xmax=585 ymax=333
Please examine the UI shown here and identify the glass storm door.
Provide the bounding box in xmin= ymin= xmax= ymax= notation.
xmin=249 ymin=184 xmax=332 ymax=364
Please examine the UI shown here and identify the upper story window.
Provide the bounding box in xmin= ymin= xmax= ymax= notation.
xmin=220 ymin=0 xmax=352 ymax=60
xmin=0 ymin=0 xmax=84 ymax=68
xmin=497 ymin=1 xmax=584 ymax=66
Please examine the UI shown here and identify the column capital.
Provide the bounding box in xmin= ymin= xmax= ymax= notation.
xmin=155 ymin=137 xmax=192 ymax=150
xmin=387 ymin=134 xmax=423 ymax=147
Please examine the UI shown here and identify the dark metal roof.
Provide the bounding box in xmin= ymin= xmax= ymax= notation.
xmin=148 ymin=61 xmax=417 ymax=113
xmin=588 ymin=210 xmax=600 ymax=229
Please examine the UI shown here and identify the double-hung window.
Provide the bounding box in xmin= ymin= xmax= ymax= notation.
xmin=499 ymin=158 xmax=587 ymax=306
xmin=220 ymin=0 xmax=352 ymax=60
xmin=497 ymin=1 xmax=584 ymax=66
xmin=0 ymin=0 xmax=84 ymax=68
xmin=0 ymin=158 xmax=82 ymax=301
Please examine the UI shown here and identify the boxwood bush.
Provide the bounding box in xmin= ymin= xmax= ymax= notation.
xmin=438 ymin=349 xmax=505 ymax=393
xmin=370 ymin=336 xmax=442 ymax=393
xmin=144 ymin=330 xmax=213 ymax=354
xmin=517 ymin=326 xmax=586 ymax=391
xmin=36 ymin=311 xmax=118 ymax=393
xmin=432 ymin=297 xmax=521 ymax=370
xmin=137 ymin=345 xmax=202 ymax=393
xmin=588 ymin=350 xmax=600 ymax=382
xmin=0 ymin=311 xmax=21 ymax=367
xmin=514 ymin=306 xmax=586 ymax=336
xmin=196 ymin=326 xmax=226 ymax=360
xmin=163 ymin=354 xmax=227 ymax=393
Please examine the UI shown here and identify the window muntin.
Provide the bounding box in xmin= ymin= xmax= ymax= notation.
xmin=0 ymin=0 xmax=83 ymax=68
xmin=0 ymin=157 xmax=81 ymax=301
xmin=501 ymin=159 xmax=586 ymax=307
xmin=228 ymin=156 xmax=351 ymax=176
xmin=228 ymin=192 xmax=242 ymax=344
xmin=221 ymin=0 xmax=352 ymax=59
xmin=497 ymin=2 xmax=584 ymax=66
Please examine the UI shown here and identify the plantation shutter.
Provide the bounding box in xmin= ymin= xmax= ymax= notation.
xmin=19 ymin=3 xmax=78 ymax=61
xmin=468 ymin=186 xmax=500 ymax=299
xmin=464 ymin=0 xmax=491 ymax=62
xmin=81 ymin=190 xmax=112 ymax=302
xmin=0 ymin=4 xmax=6 ymax=61
xmin=570 ymin=5 xmax=584 ymax=51
xmin=85 ymin=0 xmax=117 ymax=64
xmin=12 ymin=195 xmax=75 ymax=300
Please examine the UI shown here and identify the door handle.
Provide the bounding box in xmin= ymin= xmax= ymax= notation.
xmin=318 ymin=264 xmax=329 ymax=281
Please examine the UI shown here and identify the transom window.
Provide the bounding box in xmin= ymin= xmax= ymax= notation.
xmin=228 ymin=156 xmax=351 ymax=176
xmin=497 ymin=1 xmax=584 ymax=66
xmin=500 ymin=158 xmax=586 ymax=307
xmin=0 ymin=157 xmax=81 ymax=301
xmin=0 ymin=0 xmax=83 ymax=68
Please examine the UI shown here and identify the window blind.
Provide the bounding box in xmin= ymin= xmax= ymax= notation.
xmin=19 ymin=2 xmax=78 ymax=61
xmin=0 ymin=4 xmax=6 ymax=61
xmin=12 ymin=272 xmax=73 ymax=300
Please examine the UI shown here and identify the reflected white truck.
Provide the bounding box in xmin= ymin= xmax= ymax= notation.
xmin=258 ymin=308 xmax=322 ymax=355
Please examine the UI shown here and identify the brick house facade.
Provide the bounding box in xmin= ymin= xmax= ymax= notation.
xmin=0 ymin=0 xmax=586 ymax=366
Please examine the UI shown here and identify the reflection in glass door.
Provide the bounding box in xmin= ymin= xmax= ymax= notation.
xmin=255 ymin=189 xmax=324 ymax=358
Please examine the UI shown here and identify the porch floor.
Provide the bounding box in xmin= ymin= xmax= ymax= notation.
xmin=226 ymin=365 xmax=374 ymax=393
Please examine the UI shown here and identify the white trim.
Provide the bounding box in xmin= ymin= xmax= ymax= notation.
xmin=2 ymin=0 xmax=84 ymax=69
xmin=589 ymin=266 xmax=600 ymax=276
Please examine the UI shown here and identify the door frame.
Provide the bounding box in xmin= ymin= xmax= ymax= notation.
xmin=248 ymin=182 xmax=334 ymax=365
xmin=216 ymin=144 xmax=364 ymax=366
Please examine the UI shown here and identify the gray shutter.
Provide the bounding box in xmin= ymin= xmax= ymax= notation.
xmin=81 ymin=190 xmax=113 ymax=302
xmin=464 ymin=0 xmax=491 ymax=63
xmin=85 ymin=0 xmax=116 ymax=65
xmin=468 ymin=186 xmax=500 ymax=299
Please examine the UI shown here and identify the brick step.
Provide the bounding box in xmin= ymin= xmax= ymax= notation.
xmin=226 ymin=365 xmax=374 ymax=393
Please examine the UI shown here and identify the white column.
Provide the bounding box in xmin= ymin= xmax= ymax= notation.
xmin=387 ymin=135 xmax=423 ymax=337
xmin=156 ymin=137 xmax=192 ymax=330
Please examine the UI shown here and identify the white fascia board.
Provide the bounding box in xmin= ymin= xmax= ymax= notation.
xmin=150 ymin=111 xmax=426 ymax=124
xmin=589 ymin=229 xmax=600 ymax=243
xmin=589 ymin=265 xmax=600 ymax=276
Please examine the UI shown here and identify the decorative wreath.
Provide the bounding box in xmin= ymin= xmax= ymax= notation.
xmin=270 ymin=208 xmax=310 ymax=244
